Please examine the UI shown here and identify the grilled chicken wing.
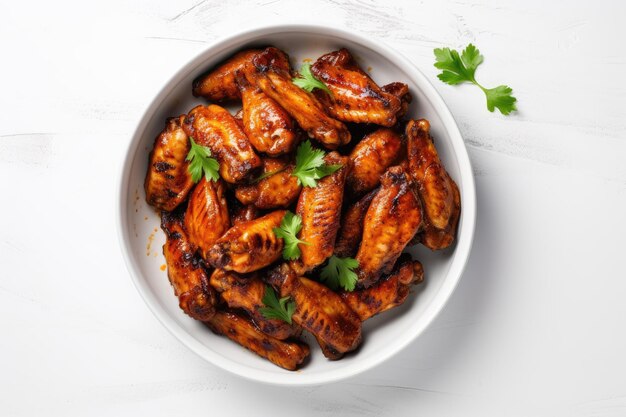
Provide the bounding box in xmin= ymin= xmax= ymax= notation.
xmin=183 ymin=105 xmax=262 ymax=183
xmin=229 ymin=201 xmax=260 ymax=225
xmin=342 ymin=254 xmax=423 ymax=321
xmin=420 ymin=176 xmax=461 ymax=250
xmin=334 ymin=189 xmax=377 ymax=258
xmin=310 ymin=49 xmax=405 ymax=126
xmin=145 ymin=115 xmax=194 ymax=211
xmin=346 ymin=127 xmax=403 ymax=196
xmin=205 ymin=310 xmax=309 ymax=371
xmin=294 ymin=152 xmax=350 ymax=272
xmin=207 ymin=210 xmax=286 ymax=273
xmin=236 ymin=71 xmax=299 ymax=155
xmin=356 ymin=166 xmax=422 ymax=288
xmin=247 ymin=47 xmax=351 ymax=149
xmin=161 ymin=209 xmax=216 ymax=321
xmin=235 ymin=158 xmax=301 ymax=209
xmin=192 ymin=49 xmax=261 ymax=102
xmin=184 ymin=178 xmax=230 ymax=260
xmin=209 ymin=269 xmax=297 ymax=340
xmin=381 ymin=82 xmax=411 ymax=119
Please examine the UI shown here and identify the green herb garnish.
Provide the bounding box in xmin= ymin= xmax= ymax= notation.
xmin=292 ymin=63 xmax=332 ymax=95
xmin=186 ymin=137 xmax=220 ymax=182
xmin=273 ymin=211 xmax=309 ymax=260
xmin=259 ymin=286 xmax=296 ymax=324
xmin=320 ymin=255 xmax=359 ymax=292
xmin=291 ymin=140 xmax=342 ymax=188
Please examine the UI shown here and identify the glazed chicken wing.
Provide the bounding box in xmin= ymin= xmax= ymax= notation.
xmin=381 ymin=82 xmax=411 ymax=119
xmin=420 ymin=176 xmax=461 ymax=250
xmin=207 ymin=210 xmax=286 ymax=273
xmin=310 ymin=49 xmax=407 ymax=126
xmin=356 ymin=166 xmax=422 ymax=288
xmin=145 ymin=115 xmax=194 ymax=211
xmin=346 ymin=127 xmax=403 ymax=196
xmin=334 ymin=189 xmax=377 ymax=258
xmin=184 ymin=177 xmax=230 ymax=260
xmin=192 ymin=49 xmax=261 ymax=102
xmin=229 ymin=201 xmax=260 ymax=226
xmin=235 ymin=157 xmax=301 ymax=209
xmin=183 ymin=105 xmax=262 ymax=183
xmin=236 ymin=71 xmax=299 ymax=155
xmin=205 ymin=310 xmax=310 ymax=371
xmin=161 ymin=209 xmax=216 ymax=321
xmin=247 ymin=47 xmax=351 ymax=149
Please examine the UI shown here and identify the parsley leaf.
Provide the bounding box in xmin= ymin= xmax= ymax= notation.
xmin=292 ymin=63 xmax=332 ymax=95
xmin=320 ymin=255 xmax=359 ymax=292
xmin=186 ymin=137 xmax=220 ymax=182
xmin=434 ymin=44 xmax=517 ymax=115
xmin=259 ymin=286 xmax=296 ymax=324
xmin=273 ymin=211 xmax=309 ymax=260
xmin=292 ymin=140 xmax=342 ymax=187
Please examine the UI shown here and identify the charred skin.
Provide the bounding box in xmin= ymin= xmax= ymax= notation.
xmin=342 ymin=254 xmax=423 ymax=321
xmin=247 ymin=47 xmax=351 ymax=149
xmin=207 ymin=210 xmax=286 ymax=273
xmin=145 ymin=115 xmax=194 ymax=211
xmin=235 ymin=157 xmax=301 ymax=209
xmin=381 ymin=82 xmax=412 ymax=120
xmin=183 ymin=105 xmax=262 ymax=183
xmin=192 ymin=49 xmax=261 ymax=102
xmin=356 ymin=166 xmax=422 ymax=288
xmin=209 ymin=269 xmax=297 ymax=340
xmin=236 ymin=70 xmax=299 ymax=156
xmin=294 ymin=152 xmax=350 ymax=272
xmin=205 ymin=310 xmax=310 ymax=371
xmin=347 ymin=127 xmax=403 ymax=196
xmin=420 ymin=175 xmax=461 ymax=250
xmin=334 ymin=189 xmax=377 ymax=258
xmin=311 ymin=49 xmax=406 ymax=127
xmin=161 ymin=210 xmax=216 ymax=321
xmin=184 ymin=177 xmax=230 ymax=260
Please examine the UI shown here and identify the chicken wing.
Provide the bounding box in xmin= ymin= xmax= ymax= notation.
xmin=145 ymin=115 xmax=194 ymax=211
xmin=192 ymin=49 xmax=261 ymax=102
xmin=356 ymin=166 xmax=422 ymax=288
xmin=236 ymin=71 xmax=299 ymax=155
xmin=184 ymin=177 xmax=230 ymax=261
xmin=229 ymin=200 xmax=260 ymax=225
xmin=161 ymin=209 xmax=216 ymax=321
xmin=294 ymin=152 xmax=350 ymax=272
xmin=183 ymin=105 xmax=262 ymax=183
xmin=346 ymin=127 xmax=403 ymax=196
xmin=205 ymin=310 xmax=310 ymax=371
xmin=209 ymin=269 xmax=297 ymax=340
xmin=381 ymin=82 xmax=411 ymax=119
xmin=235 ymin=157 xmax=301 ymax=209
xmin=342 ymin=254 xmax=423 ymax=321
xmin=207 ymin=210 xmax=286 ymax=273
xmin=247 ymin=47 xmax=351 ymax=149
xmin=334 ymin=189 xmax=377 ymax=258
xmin=310 ymin=49 xmax=405 ymax=126
xmin=420 ymin=176 xmax=461 ymax=250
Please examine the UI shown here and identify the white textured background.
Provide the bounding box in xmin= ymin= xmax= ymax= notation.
xmin=2 ymin=1 xmax=626 ymax=416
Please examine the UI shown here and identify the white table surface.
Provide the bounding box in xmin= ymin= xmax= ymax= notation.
xmin=2 ymin=1 xmax=626 ymax=415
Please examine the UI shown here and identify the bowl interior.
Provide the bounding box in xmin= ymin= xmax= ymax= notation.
xmin=119 ymin=26 xmax=475 ymax=385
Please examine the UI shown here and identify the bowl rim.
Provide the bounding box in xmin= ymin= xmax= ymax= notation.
xmin=116 ymin=23 xmax=476 ymax=386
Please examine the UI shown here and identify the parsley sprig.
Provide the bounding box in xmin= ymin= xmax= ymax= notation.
xmin=186 ymin=137 xmax=220 ymax=182
xmin=259 ymin=286 xmax=296 ymax=324
xmin=320 ymin=255 xmax=359 ymax=292
xmin=292 ymin=63 xmax=332 ymax=95
xmin=273 ymin=211 xmax=309 ymax=260
xmin=434 ymin=44 xmax=517 ymax=115
xmin=292 ymin=140 xmax=342 ymax=188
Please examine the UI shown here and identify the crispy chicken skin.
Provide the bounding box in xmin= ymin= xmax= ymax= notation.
xmin=381 ymin=82 xmax=412 ymax=119
xmin=183 ymin=105 xmax=262 ymax=183
xmin=334 ymin=189 xmax=377 ymax=258
xmin=205 ymin=310 xmax=310 ymax=371
xmin=236 ymin=71 xmax=299 ymax=155
xmin=184 ymin=178 xmax=230 ymax=260
xmin=347 ymin=127 xmax=403 ymax=196
xmin=356 ymin=166 xmax=422 ymax=288
xmin=247 ymin=47 xmax=351 ymax=149
xmin=192 ymin=49 xmax=261 ymax=102
xmin=235 ymin=158 xmax=301 ymax=209
xmin=161 ymin=210 xmax=216 ymax=321
xmin=294 ymin=152 xmax=350 ymax=272
xmin=342 ymin=254 xmax=423 ymax=321
xmin=145 ymin=115 xmax=194 ymax=211
xmin=209 ymin=269 xmax=296 ymax=340
xmin=421 ymin=176 xmax=461 ymax=250
xmin=207 ymin=210 xmax=286 ymax=273
xmin=310 ymin=49 xmax=405 ymax=127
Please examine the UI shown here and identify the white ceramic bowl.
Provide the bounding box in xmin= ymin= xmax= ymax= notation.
xmin=117 ymin=24 xmax=476 ymax=386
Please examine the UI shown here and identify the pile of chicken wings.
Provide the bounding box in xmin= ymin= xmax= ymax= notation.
xmin=144 ymin=46 xmax=461 ymax=370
